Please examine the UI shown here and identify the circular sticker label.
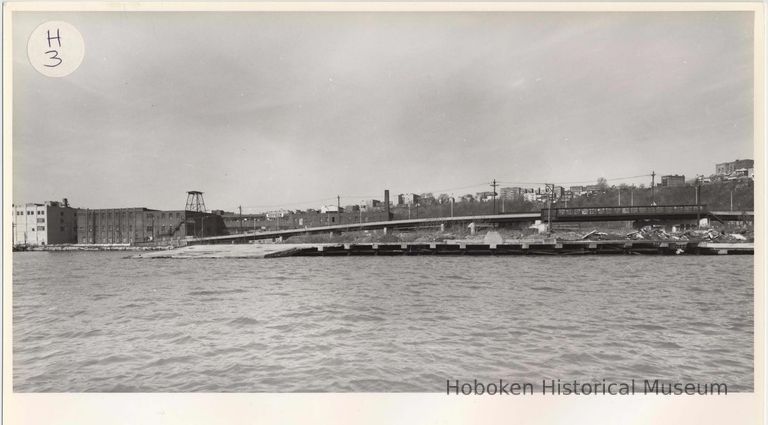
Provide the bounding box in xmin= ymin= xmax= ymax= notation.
xmin=27 ymin=21 xmax=84 ymax=78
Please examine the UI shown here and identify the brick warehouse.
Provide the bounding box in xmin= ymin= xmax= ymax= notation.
xmin=76 ymin=208 xmax=225 ymax=244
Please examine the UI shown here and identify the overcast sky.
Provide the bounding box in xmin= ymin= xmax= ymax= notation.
xmin=12 ymin=11 xmax=754 ymax=212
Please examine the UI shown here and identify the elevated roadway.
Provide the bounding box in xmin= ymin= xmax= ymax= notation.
xmin=190 ymin=205 xmax=753 ymax=244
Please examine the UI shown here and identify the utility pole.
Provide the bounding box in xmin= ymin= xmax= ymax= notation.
xmin=618 ymin=189 xmax=621 ymax=206
xmin=408 ymin=203 xmax=411 ymax=219
xmin=730 ymin=191 xmax=734 ymax=211
xmin=546 ymin=183 xmax=553 ymax=233
xmin=631 ymin=189 xmax=634 ymax=206
xmin=337 ymin=195 xmax=341 ymax=225
xmin=694 ymin=177 xmax=699 ymax=204
xmin=651 ymin=171 xmax=656 ymax=206
xmin=450 ymin=197 xmax=454 ymax=218
xmin=491 ymin=179 xmax=498 ymax=215
xmin=238 ymin=205 xmax=242 ymax=233
xmin=695 ymin=176 xmax=701 ymax=228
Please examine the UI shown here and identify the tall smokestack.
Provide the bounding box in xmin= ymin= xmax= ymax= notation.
xmin=384 ymin=190 xmax=391 ymax=221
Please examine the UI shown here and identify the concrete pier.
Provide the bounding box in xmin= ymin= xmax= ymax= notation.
xmin=134 ymin=240 xmax=753 ymax=259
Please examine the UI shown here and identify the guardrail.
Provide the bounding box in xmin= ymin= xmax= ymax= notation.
xmin=551 ymin=204 xmax=707 ymax=218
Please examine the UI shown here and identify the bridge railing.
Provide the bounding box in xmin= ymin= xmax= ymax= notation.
xmin=550 ymin=204 xmax=707 ymax=218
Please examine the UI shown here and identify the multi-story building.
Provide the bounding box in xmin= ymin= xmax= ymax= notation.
xmin=570 ymin=186 xmax=584 ymax=197
xmin=12 ymin=200 xmax=77 ymax=246
xmin=661 ymin=174 xmax=686 ymax=187
xmin=584 ymin=185 xmax=602 ymax=195
xmin=402 ymin=193 xmax=421 ymax=205
xmin=500 ymin=187 xmax=523 ymax=200
xmin=716 ymin=159 xmax=754 ymax=175
xmin=76 ymin=208 xmax=225 ymax=244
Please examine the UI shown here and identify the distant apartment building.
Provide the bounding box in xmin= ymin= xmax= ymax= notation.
xmin=570 ymin=186 xmax=584 ymax=197
xmin=12 ymin=200 xmax=77 ymax=246
xmin=500 ymin=187 xmax=523 ymax=200
xmin=76 ymin=208 xmax=224 ymax=244
xmin=584 ymin=185 xmax=602 ymax=195
xmin=365 ymin=199 xmax=381 ymax=209
xmin=661 ymin=174 xmax=686 ymax=187
xmin=716 ymin=159 xmax=754 ymax=175
xmin=523 ymin=192 xmax=537 ymax=202
xmin=402 ymin=193 xmax=421 ymax=205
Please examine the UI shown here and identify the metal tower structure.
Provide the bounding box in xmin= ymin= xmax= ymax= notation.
xmin=185 ymin=191 xmax=207 ymax=212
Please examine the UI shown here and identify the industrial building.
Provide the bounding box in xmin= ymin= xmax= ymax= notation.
xmin=12 ymin=200 xmax=78 ymax=246
xmin=76 ymin=208 xmax=225 ymax=244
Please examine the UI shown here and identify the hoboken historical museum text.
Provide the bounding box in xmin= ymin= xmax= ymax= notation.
xmin=446 ymin=379 xmax=728 ymax=395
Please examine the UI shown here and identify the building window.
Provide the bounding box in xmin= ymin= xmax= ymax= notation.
xmin=146 ymin=226 xmax=153 ymax=232
xmin=37 ymin=226 xmax=45 ymax=231
xmin=60 ymin=212 xmax=64 ymax=216
xmin=37 ymin=218 xmax=45 ymax=223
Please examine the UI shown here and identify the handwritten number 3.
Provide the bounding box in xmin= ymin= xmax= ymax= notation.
xmin=44 ymin=50 xmax=62 ymax=67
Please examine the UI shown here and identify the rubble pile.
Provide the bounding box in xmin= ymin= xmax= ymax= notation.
xmin=624 ymin=226 xmax=753 ymax=242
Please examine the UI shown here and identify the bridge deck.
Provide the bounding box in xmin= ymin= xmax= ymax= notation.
xmin=193 ymin=212 xmax=540 ymax=243
xmin=188 ymin=205 xmax=753 ymax=244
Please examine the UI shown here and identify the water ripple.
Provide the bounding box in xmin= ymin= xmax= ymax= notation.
xmin=12 ymin=253 xmax=754 ymax=392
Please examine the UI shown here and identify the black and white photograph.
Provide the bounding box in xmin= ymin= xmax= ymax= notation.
xmin=5 ymin=2 xmax=761 ymax=410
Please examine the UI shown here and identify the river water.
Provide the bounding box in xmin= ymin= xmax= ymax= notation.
xmin=12 ymin=252 xmax=753 ymax=392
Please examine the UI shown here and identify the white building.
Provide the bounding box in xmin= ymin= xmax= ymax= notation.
xmin=265 ymin=209 xmax=290 ymax=219
xmin=402 ymin=193 xmax=421 ymax=205
xmin=12 ymin=200 xmax=77 ymax=246
xmin=320 ymin=205 xmax=340 ymax=214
